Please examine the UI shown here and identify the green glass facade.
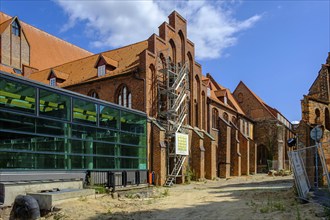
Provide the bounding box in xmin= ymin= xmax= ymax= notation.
xmin=0 ymin=73 xmax=147 ymax=171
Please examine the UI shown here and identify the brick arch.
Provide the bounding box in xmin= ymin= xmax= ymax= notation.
xmin=115 ymin=84 xmax=131 ymax=108
xmin=315 ymin=108 xmax=321 ymax=124
xmin=169 ymin=39 xmax=176 ymax=64
xmin=87 ymin=89 xmax=99 ymax=99
xmin=178 ymin=30 xmax=185 ymax=64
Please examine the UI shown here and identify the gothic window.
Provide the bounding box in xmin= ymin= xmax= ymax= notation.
xmin=212 ymin=108 xmax=219 ymax=129
xmin=169 ymin=39 xmax=176 ymax=64
xmin=179 ymin=30 xmax=185 ymax=64
xmin=223 ymin=112 xmax=229 ymax=122
xmin=315 ymin=108 xmax=321 ymax=124
xmin=117 ymin=85 xmax=131 ymax=108
xmin=325 ymin=108 xmax=330 ymax=130
xmin=88 ymin=90 xmax=99 ymax=99
xmin=12 ymin=20 xmax=20 ymax=36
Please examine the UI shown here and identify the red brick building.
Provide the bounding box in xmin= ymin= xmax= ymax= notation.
xmin=1 ymin=11 xmax=294 ymax=185
xmin=296 ymin=53 xmax=330 ymax=177
xmin=233 ymin=81 xmax=295 ymax=172
xmin=0 ymin=12 xmax=92 ymax=76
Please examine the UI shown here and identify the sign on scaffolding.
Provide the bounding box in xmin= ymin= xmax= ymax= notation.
xmin=175 ymin=132 xmax=189 ymax=155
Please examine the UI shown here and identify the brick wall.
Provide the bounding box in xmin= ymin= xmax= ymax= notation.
xmin=230 ymin=129 xmax=241 ymax=176
xmin=190 ymin=130 xmax=205 ymax=180
xmin=218 ymin=121 xmax=231 ymax=178
xmin=1 ymin=27 xmax=10 ymax=65
xmin=239 ymin=132 xmax=249 ymax=175
xmin=149 ymin=122 xmax=167 ymax=185
xmin=204 ymin=132 xmax=216 ymax=179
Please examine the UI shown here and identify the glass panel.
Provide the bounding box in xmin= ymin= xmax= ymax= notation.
xmin=73 ymin=98 xmax=97 ymax=125
xmin=94 ymin=142 xmax=115 ymax=156
xmin=0 ymin=111 xmax=36 ymax=133
xmin=120 ymin=158 xmax=145 ymax=169
xmin=99 ymin=105 xmax=119 ymax=129
xmin=120 ymin=145 xmax=146 ymax=158
xmin=0 ymin=78 xmax=36 ymax=113
xmin=37 ymin=118 xmax=67 ymax=137
xmin=71 ymin=124 xmax=96 ymax=139
xmin=39 ymin=89 xmax=70 ymax=120
xmin=120 ymin=132 xmax=146 ymax=146
xmin=96 ymin=129 xmax=118 ymax=142
xmin=120 ymin=111 xmax=146 ymax=134
xmin=93 ymin=156 xmax=115 ymax=169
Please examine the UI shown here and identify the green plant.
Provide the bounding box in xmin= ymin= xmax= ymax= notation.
xmin=296 ymin=204 xmax=301 ymax=220
xmin=185 ymin=167 xmax=195 ymax=184
xmin=162 ymin=189 xmax=169 ymax=197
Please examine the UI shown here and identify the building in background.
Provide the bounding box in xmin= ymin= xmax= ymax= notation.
xmin=295 ymin=53 xmax=330 ymax=182
xmin=0 ymin=12 xmax=92 ymax=76
xmin=233 ymin=81 xmax=295 ymax=172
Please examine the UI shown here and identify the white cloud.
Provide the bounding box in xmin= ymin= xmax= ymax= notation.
xmin=56 ymin=0 xmax=261 ymax=60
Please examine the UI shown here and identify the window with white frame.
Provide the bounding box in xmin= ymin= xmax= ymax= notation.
xmin=117 ymin=85 xmax=131 ymax=108
xmin=49 ymin=78 xmax=56 ymax=86
xmin=97 ymin=65 xmax=106 ymax=77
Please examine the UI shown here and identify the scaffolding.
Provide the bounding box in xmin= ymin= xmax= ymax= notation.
xmin=157 ymin=53 xmax=189 ymax=187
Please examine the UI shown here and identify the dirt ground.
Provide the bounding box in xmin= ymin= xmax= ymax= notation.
xmin=0 ymin=174 xmax=327 ymax=220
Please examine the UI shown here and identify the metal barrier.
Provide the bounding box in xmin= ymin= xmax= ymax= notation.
xmin=86 ymin=170 xmax=148 ymax=191
xmin=288 ymin=142 xmax=330 ymax=207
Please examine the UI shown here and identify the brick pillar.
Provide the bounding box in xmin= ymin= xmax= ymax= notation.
xmin=204 ymin=132 xmax=216 ymax=179
xmin=240 ymin=133 xmax=249 ymax=175
xmin=249 ymin=141 xmax=257 ymax=174
xmin=150 ymin=123 xmax=167 ymax=186
xmin=190 ymin=130 xmax=205 ymax=180
xmin=231 ymin=129 xmax=241 ymax=176
xmin=219 ymin=122 xmax=231 ymax=178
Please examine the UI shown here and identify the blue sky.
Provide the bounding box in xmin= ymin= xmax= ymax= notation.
xmin=1 ymin=0 xmax=329 ymax=122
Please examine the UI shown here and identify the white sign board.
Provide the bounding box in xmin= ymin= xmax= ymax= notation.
xmin=175 ymin=133 xmax=189 ymax=155
xmin=288 ymin=151 xmax=310 ymax=198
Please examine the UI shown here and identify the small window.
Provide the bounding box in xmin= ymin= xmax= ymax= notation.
xmin=49 ymin=78 xmax=56 ymax=86
xmin=212 ymin=108 xmax=219 ymax=128
xmin=12 ymin=20 xmax=20 ymax=36
xmin=98 ymin=65 xmax=106 ymax=77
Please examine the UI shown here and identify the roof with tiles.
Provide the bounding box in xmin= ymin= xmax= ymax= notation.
xmin=0 ymin=12 xmax=93 ymax=71
xmin=30 ymin=41 xmax=148 ymax=87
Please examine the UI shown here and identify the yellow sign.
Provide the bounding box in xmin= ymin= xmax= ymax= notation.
xmin=175 ymin=133 xmax=189 ymax=155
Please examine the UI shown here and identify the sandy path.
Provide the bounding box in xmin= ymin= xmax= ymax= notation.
xmin=0 ymin=174 xmax=325 ymax=220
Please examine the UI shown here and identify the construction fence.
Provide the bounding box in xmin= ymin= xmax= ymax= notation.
xmin=288 ymin=141 xmax=330 ymax=208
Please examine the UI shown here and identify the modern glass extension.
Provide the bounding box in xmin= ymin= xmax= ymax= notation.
xmin=0 ymin=72 xmax=147 ymax=171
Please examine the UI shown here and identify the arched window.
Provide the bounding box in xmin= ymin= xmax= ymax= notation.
xmin=194 ymin=75 xmax=200 ymax=127
xmin=12 ymin=20 xmax=20 ymax=36
xmin=212 ymin=108 xmax=219 ymax=129
xmin=179 ymin=30 xmax=185 ymax=64
xmin=202 ymin=91 xmax=206 ymax=130
xmin=88 ymin=90 xmax=99 ymax=99
xmin=223 ymin=112 xmax=229 ymax=122
xmin=169 ymin=39 xmax=176 ymax=64
xmin=315 ymin=108 xmax=321 ymax=124
xmin=116 ymin=85 xmax=131 ymax=108
xmin=325 ymin=108 xmax=330 ymax=130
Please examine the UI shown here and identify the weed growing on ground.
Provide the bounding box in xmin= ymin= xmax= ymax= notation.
xmin=162 ymin=189 xmax=169 ymax=197
xmin=78 ymin=196 xmax=87 ymax=202
xmin=247 ymin=197 xmax=285 ymax=214
xmin=296 ymin=204 xmax=301 ymax=220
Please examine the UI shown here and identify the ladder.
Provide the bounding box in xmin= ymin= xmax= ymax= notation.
xmin=156 ymin=55 xmax=189 ymax=187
